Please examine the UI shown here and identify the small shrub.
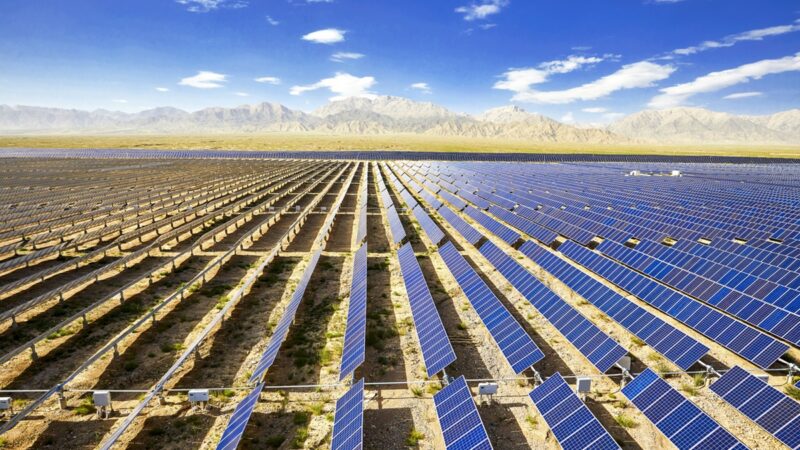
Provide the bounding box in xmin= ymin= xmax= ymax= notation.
xmin=293 ymin=411 xmax=309 ymax=425
xmin=614 ymin=414 xmax=638 ymax=428
xmin=292 ymin=426 xmax=309 ymax=448
xmin=785 ymin=385 xmax=800 ymax=401
xmin=410 ymin=386 xmax=424 ymax=397
xmin=406 ymin=428 xmax=425 ymax=446
xmin=525 ymin=414 xmax=538 ymax=427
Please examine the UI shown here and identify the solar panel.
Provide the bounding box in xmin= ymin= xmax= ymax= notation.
xmin=420 ymin=189 xmax=443 ymax=210
xmin=216 ymin=382 xmax=265 ymax=450
xmin=439 ymin=205 xmax=483 ymax=245
xmin=710 ymin=366 xmax=800 ymax=449
xmin=465 ymin=206 xmax=520 ymax=245
xmin=439 ymin=241 xmax=544 ymax=373
xmin=438 ymin=189 xmax=468 ymax=211
xmin=331 ymin=379 xmax=365 ymax=450
xmin=397 ymin=243 xmax=456 ymax=377
xmin=570 ymin=240 xmax=788 ymax=369
xmin=340 ymin=243 xmax=368 ymax=381
xmin=622 ymin=368 xmax=747 ymax=450
xmin=412 ymin=205 xmax=446 ymax=246
xmin=400 ymin=189 xmax=419 ymax=210
xmin=386 ymin=205 xmax=406 ymax=245
xmin=432 ymin=376 xmax=493 ymax=450
xmin=480 ymin=240 xmax=627 ymax=373
xmin=487 ymin=205 xmax=559 ymax=245
xmin=249 ymin=250 xmax=321 ymax=384
xmin=529 ymin=373 xmax=620 ymax=450
xmin=518 ymin=241 xmax=709 ymax=371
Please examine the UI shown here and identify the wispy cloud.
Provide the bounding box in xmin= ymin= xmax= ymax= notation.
xmin=112 ymin=99 xmax=128 ymax=104
xmin=582 ymin=107 xmax=608 ymax=113
xmin=494 ymin=55 xmax=610 ymax=94
xmin=155 ymin=87 xmax=170 ymax=92
xmin=254 ymin=76 xmax=281 ymax=85
xmin=331 ymin=52 xmax=364 ymax=62
xmin=175 ymin=0 xmax=247 ymax=13
xmin=455 ymin=0 xmax=508 ymax=21
xmin=290 ymin=72 xmax=376 ymax=100
xmin=560 ymin=112 xmax=575 ymax=123
xmin=671 ymin=19 xmax=800 ymax=56
xmin=723 ymin=91 xmax=763 ymax=100
xmin=410 ymin=82 xmax=432 ymax=94
xmin=179 ymin=71 xmax=228 ymax=89
xmin=650 ymin=53 xmax=800 ymax=108
xmin=265 ymin=15 xmax=279 ymax=26
xmin=499 ymin=61 xmax=675 ymax=104
xmin=302 ymin=28 xmax=346 ymax=44
xmin=234 ymin=92 xmax=249 ymax=97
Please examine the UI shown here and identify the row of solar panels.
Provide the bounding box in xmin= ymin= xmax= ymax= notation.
xmin=398 ymin=161 xmax=790 ymax=370
xmin=392 ymin=161 xmax=800 ymax=449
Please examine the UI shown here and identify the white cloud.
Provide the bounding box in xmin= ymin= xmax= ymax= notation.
xmin=234 ymin=92 xmax=249 ymax=97
xmin=494 ymin=55 xmax=607 ymax=93
xmin=479 ymin=23 xmax=497 ymax=30
xmin=331 ymin=52 xmax=364 ymax=62
xmin=265 ymin=15 xmax=279 ymax=26
xmin=650 ymin=53 xmax=800 ymax=108
xmin=155 ymin=87 xmax=170 ymax=92
xmin=582 ymin=107 xmax=608 ymax=113
xmin=560 ymin=112 xmax=575 ymax=123
xmin=302 ymin=28 xmax=346 ymax=44
xmin=410 ymin=82 xmax=432 ymax=94
xmin=175 ymin=0 xmax=247 ymax=13
xmin=254 ymin=76 xmax=281 ymax=85
xmin=290 ymin=72 xmax=376 ymax=100
xmin=112 ymin=99 xmax=128 ymax=104
xmin=723 ymin=91 xmax=763 ymax=100
xmin=179 ymin=71 xmax=228 ymax=89
xmin=506 ymin=61 xmax=675 ymax=104
xmin=455 ymin=0 xmax=508 ymax=21
xmin=672 ymin=20 xmax=800 ymax=56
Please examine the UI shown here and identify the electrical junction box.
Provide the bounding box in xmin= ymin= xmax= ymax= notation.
xmin=93 ymin=391 xmax=111 ymax=407
xmin=576 ymin=378 xmax=592 ymax=394
xmin=189 ymin=389 xmax=210 ymax=403
xmin=0 ymin=397 xmax=11 ymax=410
xmin=478 ymin=383 xmax=498 ymax=396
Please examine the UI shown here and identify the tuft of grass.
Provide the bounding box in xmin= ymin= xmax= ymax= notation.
xmin=615 ymin=414 xmax=638 ymax=428
xmin=630 ymin=336 xmax=645 ymax=347
xmin=406 ymin=428 xmax=425 ymax=446
xmin=74 ymin=398 xmax=96 ymax=416
xmin=0 ymin=437 xmax=6 ymax=448
xmin=457 ymin=321 xmax=468 ymax=330
xmin=307 ymin=402 xmax=324 ymax=416
xmin=161 ymin=342 xmax=186 ymax=353
xmin=293 ymin=411 xmax=310 ymax=426
xmin=525 ymin=414 xmax=538 ymax=428
xmin=410 ymin=386 xmax=424 ymax=397
xmin=680 ymin=383 xmax=699 ymax=396
xmin=785 ymin=385 xmax=800 ymax=401
xmin=292 ymin=426 xmax=309 ymax=448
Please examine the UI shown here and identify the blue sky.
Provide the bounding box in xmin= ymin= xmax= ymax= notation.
xmin=1 ymin=0 xmax=798 ymax=123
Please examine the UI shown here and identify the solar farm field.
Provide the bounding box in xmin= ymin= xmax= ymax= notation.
xmin=0 ymin=153 xmax=799 ymax=450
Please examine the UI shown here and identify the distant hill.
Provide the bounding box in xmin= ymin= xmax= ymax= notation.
xmin=1 ymin=97 xmax=798 ymax=145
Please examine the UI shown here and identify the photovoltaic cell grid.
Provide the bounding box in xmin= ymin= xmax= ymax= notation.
xmin=386 ymin=205 xmax=406 ymax=244
xmin=439 ymin=205 xmax=484 ymax=245
xmin=249 ymin=250 xmax=321 ymax=384
xmin=439 ymin=241 xmax=544 ymax=373
xmin=621 ymin=368 xmax=747 ymax=450
xmin=479 ymin=240 xmax=627 ymax=373
xmin=562 ymin=240 xmax=788 ymax=369
xmin=216 ymin=382 xmax=265 ymax=450
xmin=354 ymin=167 xmax=368 ymax=245
xmin=596 ymin=239 xmax=800 ymax=350
xmin=518 ymin=241 xmax=709 ymax=371
xmin=529 ymin=373 xmax=620 ymax=450
xmin=432 ymin=376 xmax=493 ymax=450
xmin=331 ymin=378 xmax=365 ymax=450
xmin=340 ymin=243 xmax=368 ymax=381
xmin=412 ymin=204 xmax=446 ymax=246
xmin=487 ymin=205 xmax=559 ymax=245
xmin=397 ymin=243 xmax=456 ymax=377
xmin=710 ymin=366 xmax=800 ymax=449
xmin=465 ymin=206 xmax=520 ymax=245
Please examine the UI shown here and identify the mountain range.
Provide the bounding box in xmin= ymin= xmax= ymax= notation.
xmin=1 ymin=96 xmax=798 ymax=145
